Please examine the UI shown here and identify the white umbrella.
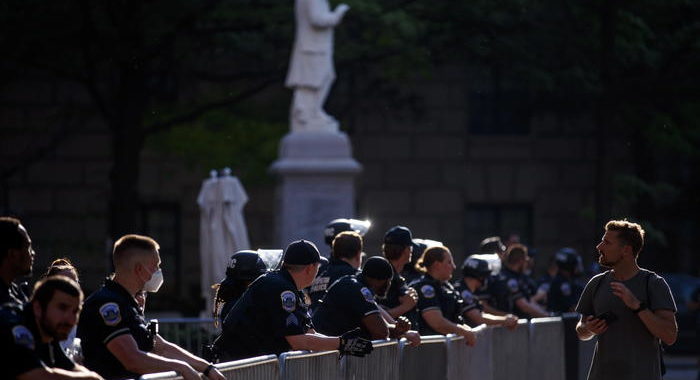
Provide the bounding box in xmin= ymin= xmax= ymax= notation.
xmin=197 ymin=168 xmax=251 ymax=316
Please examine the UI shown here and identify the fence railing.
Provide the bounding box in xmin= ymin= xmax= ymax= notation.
xmin=140 ymin=315 xmax=595 ymax=380
xmin=154 ymin=317 xmax=218 ymax=357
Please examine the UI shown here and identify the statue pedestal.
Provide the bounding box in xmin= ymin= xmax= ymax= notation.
xmin=270 ymin=131 xmax=362 ymax=252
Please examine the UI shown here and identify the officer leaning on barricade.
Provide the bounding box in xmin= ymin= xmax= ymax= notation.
xmin=308 ymin=231 xmax=363 ymax=311
xmin=547 ymin=248 xmax=584 ymax=314
xmin=410 ymin=245 xmax=477 ymax=346
xmin=212 ymin=250 xmax=267 ymax=325
xmin=1 ymin=276 xmax=103 ymax=379
xmin=212 ymin=239 xmax=373 ymax=362
xmin=313 ymin=256 xmax=421 ymax=346
xmin=454 ymin=256 xmax=518 ymax=329
xmin=378 ymin=226 xmax=419 ymax=321
xmin=0 ymin=216 xmax=35 ymax=305
xmin=488 ymin=244 xmax=549 ymax=319
xmin=78 ymin=234 xmax=224 ymax=380
xmin=474 ymin=236 xmax=507 ymax=316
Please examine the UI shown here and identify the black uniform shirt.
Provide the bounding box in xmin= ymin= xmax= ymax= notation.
xmin=547 ymin=273 xmax=583 ymax=314
xmin=489 ymin=267 xmax=528 ymax=317
xmin=453 ymin=281 xmax=483 ymax=327
xmin=308 ymin=258 xmax=358 ymax=310
xmin=412 ymin=274 xmax=464 ymax=335
xmin=78 ymin=279 xmax=155 ymax=379
xmin=0 ymin=303 xmax=75 ymax=378
xmin=217 ymin=269 xmax=313 ymax=361
xmin=378 ymin=271 xmax=409 ymax=310
xmin=312 ymin=275 xmax=381 ymax=337
xmin=0 ymin=279 xmax=29 ymax=306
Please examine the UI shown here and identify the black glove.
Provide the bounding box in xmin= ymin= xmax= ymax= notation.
xmin=338 ymin=328 xmax=373 ymax=357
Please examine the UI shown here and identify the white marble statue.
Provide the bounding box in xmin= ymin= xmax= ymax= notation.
xmin=285 ymin=0 xmax=350 ymax=132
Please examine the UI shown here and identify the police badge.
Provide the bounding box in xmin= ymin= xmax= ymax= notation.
xmin=421 ymin=284 xmax=436 ymax=299
xmin=360 ymin=287 xmax=375 ymax=303
xmin=280 ymin=290 xmax=297 ymax=312
xmin=99 ymin=302 xmax=122 ymax=326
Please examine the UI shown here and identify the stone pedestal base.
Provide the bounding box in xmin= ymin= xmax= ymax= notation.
xmin=269 ymin=131 xmax=362 ymax=252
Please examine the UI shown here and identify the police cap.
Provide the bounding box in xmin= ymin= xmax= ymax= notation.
xmin=384 ymin=226 xmax=413 ymax=246
xmin=362 ymin=256 xmax=394 ymax=280
xmin=283 ymin=240 xmax=322 ymax=265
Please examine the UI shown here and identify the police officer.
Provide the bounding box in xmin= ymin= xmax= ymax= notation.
xmin=411 ymin=245 xmax=476 ymax=345
xmin=0 ymin=216 xmax=34 ymax=305
xmin=379 ymin=226 xmax=419 ymax=321
xmin=213 ymin=250 xmax=267 ymax=325
xmin=308 ymin=231 xmax=362 ymax=310
xmin=213 ymin=239 xmax=373 ymax=361
xmin=313 ymin=256 xmax=420 ymax=345
xmin=547 ymin=248 xmax=584 ymax=314
xmin=78 ymin=234 xmax=224 ymax=380
xmin=489 ymin=244 xmax=549 ymax=319
xmin=322 ymin=218 xmax=371 ymax=253
xmin=1 ymin=276 xmax=103 ymax=379
xmin=454 ymin=256 xmax=518 ymax=329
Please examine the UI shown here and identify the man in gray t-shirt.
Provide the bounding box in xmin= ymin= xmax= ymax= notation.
xmin=575 ymin=220 xmax=678 ymax=380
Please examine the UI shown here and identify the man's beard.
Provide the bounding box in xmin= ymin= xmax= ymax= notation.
xmin=598 ymin=253 xmax=618 ymax=268
xmin=40 ymin=316 xmax=72 ymax=341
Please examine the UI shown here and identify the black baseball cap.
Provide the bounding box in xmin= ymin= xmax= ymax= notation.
xmin=362 ymin=256 xmax=394 ymax=280
xmin=283 ymin=240 xmax=322 ymax=265
xmin=384 ymin=226 xmax=413 ymax=246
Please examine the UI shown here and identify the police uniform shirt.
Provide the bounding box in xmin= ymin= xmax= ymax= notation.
xmin=217 ymin=269 xmax=312 ymax=361
xmin=0 ymin=279 xmax=29 ymax=305
xmin=308 ymin=258 xmax=358 ymax=309
xmin=378 ymin=271 xmax=409 ymax=310
xmin=453 ymin=281 xmax=483 ymax=327
xmin=0 ymin=303 xmax=75 ymax=378
xmin=412 ymin=274 xmax=464 ymax=335
xmin=488 ymin=267 xmax=528 ymax=317
xmin=312 ymin=275 xmax=381 ymax=337
xmin=547 ymin=273 xmax=582 ymax=314
xmin=78 ymin=279 xmax=155 ymax=379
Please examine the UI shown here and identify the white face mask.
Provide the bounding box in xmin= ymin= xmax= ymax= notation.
xmin=143 ymin=268 xmax=164 ymax=293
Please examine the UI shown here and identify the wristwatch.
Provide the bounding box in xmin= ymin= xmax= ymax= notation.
xmin=632 ymin=302 xmax=647 ymax=313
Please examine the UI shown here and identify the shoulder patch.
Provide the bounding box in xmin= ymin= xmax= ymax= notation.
xmin=560 ymin=282 xmax=572 ymax=296
xmin=281 ymin=290 xmax=297 ymax=313
xmin=360 ymin=287 xmax=375 ymax=303
xmin=507 ymin=278 xmax=519 ymax=293
xmin=421 ymin=284 xmax=436 ymax=299
xmin=12 ymin=325 xmax=34 ymax=350
xmin=461 ymin=290 xmax=474 ymax=304
xmin=99 ymin=302 xmax=122 ymax=326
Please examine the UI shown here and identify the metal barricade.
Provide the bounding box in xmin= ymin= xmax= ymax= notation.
xmin=217 ymin=355 xmax=279 ymax=380
xmin=492 ymin=319 xmax=529 ymax=380
xmin=279 ymin=350 xmax=341 ymax=380
xmin=400 ymin=335 xmax=448 ymax=380
xmin=343 ymin=339 xmax=400 ymax=380
xmin=155 ymin=317 xmax=218 ymax=357
xmin=528 ymin=317 xmax=565 ymax=380
xmin=447 ymin=324 xmax=493 ymax=380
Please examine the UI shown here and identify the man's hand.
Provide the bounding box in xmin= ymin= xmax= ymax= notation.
xmin=610 ymin=282 xmax=641 ymax=309
xmin=204 ymin=365 xmax=225 ymax=380
xmin=503 ymin=314 xmax=518 ymax=330
xmin=581 ymin=315 xmax=608 ymax=335
xmin=460 ymin=326 xmax=477 ymax=346
xmin=339 ymin=328 xmax=373 ymax=357
xmin=399 ymin=288 xmax=418 ymax=309
xmin=402 ymin=330 xmax=421 ymax=346
xmin=394 ymin=316 xmax=411 ymax=336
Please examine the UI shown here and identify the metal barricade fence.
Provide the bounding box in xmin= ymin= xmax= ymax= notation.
xmin=279 ymin=350 xmax=341 ymax=380
xmin=155 ymin=317 xmax=218 ymax=357
xmin=343 ymin=339 xmax=400 ymax=380
xmin=139 ymin=355 xmax=277 ymax=380
xmin=446 ymin=324 xmax=493 ymax=380
xmin=399 ymin=335 xmax=448 ymax=380
xmin=528 ymin=317 xmax=565 ymax=380
xmin=492 ymin=319 xmax=529 ymax=380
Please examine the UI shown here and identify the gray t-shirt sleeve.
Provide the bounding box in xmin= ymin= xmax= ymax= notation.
xmin=648 ymin=274 xmax=677 ymax=312
xmin=575 ymin=274 xmax=602 ymax=316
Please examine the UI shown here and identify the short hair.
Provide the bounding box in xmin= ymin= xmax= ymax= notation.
xmin=415 ymin=245 xmax=450 ymax=273
xmin=605 ymin=219 xmax=645 ymax=256
xmin=42 ymin=258 xmax=79 ymax=281
xmin=0 ymin=217 xmax=25 ymax=260
xmin=113 ymin=234 xmax=160 ymax=270
xmin=505 ymin=244 xmax=528 ymax=266
xmin=332 ymin=231 xmax=363 ymax=260
xmin=31 ymin=275 xmax=83 ymax=311
xmin=283 ymin=263 xmax=312 ymax=273
xmin=382 ymin=243 xmax=407 ymax=261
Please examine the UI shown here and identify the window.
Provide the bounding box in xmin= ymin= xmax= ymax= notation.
xmin=464 ymin=204 xmax=533 ymax=252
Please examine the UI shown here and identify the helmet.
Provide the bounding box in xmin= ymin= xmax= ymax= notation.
xmin=462 ymin=256 xmax=492 ymax=279
xmin=224 ymin=250 xmax=267 ymax=282
xmin=323 ymin=218 xmax=371 ymax=245
xmin=480 ymin=236 xmax=506 ymax=255
xmin=554 ymin=248 xmax=581 ymax=273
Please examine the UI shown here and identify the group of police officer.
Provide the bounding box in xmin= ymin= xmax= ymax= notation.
xmin=1 ymin=214 xmax=587 ymax=379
